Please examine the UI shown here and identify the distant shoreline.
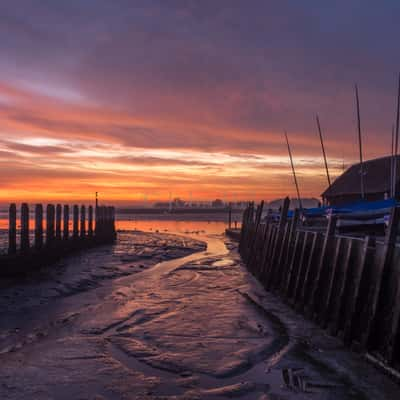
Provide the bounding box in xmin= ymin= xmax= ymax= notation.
xmin=116 ymin=207 xmax=244 ymax=215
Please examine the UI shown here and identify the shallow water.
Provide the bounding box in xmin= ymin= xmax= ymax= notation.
xmin=0 ymin=231 xmax=398 ymax=399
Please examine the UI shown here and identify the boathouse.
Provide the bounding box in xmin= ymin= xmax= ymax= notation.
xmin=322 ymin=155 xmax=400 ymax=206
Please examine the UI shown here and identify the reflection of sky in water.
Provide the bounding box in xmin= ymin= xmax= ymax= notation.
xmin=0 ymin=213 xmax=242 ymax=252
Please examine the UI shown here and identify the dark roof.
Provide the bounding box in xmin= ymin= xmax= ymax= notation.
xmin=322 ymin=155 xmax=400 ymax=198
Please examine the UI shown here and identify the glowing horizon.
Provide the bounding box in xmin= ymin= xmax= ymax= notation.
xmin=1 ymin=1 xmax=399 ymax=204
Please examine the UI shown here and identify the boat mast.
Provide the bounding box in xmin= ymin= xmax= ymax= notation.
xmin=391 ymin=124 xmax=395 ymax=198
xmin=394 ymin=73 xmax=400 ymax=199
xmin=316 ymin=115 xmax=331 ymax=187
xmin=284 ymin=132 xmax=303 ymax=210
xmin=355 ymin=84 xmax=365 ymax=200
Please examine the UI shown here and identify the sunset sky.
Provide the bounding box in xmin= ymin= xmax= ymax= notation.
xmin=1 ymin=1 xmax=400 ymax=204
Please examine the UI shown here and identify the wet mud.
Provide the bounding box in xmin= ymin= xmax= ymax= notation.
xmin=0 ymin=231 xmax=399 ymax=399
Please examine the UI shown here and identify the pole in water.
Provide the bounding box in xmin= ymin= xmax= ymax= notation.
xmin=355 ymin=84 xmax=365 ymax=199
xmin=284 ymin=132 xmax=302 ymax=210
xmin=316 ymin=114 xmax=331 ymax=187
xmin=95 ymin=192 xmax=98 ymax=209
xmin=394 ymin=72 xmax=400 ymax=199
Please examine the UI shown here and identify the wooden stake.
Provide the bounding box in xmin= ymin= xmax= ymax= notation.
xmin=63 ymin=205 xmax=69 ymax=240
xmin=35 ymin=204 xmax=43 ymax=250
xmin=20 ymin=203 xmax=30 ymax=252
xmin=8 ymin=203 xmax=17 ymax=255
xmin=55 ymin=204 xmax=62 ymax=240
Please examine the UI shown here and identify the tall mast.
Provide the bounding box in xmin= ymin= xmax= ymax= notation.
xmin=394 ymin=73 xmax=400 ymax=199
xmin=355 ymin=84 xmax=365 ymax=199
xmin=316 ymin=115 xmax=331 ymax=187
xmin=391 ymin=125 xmax=395 ymax=198
xmin=284 ymin=132 xmax=302 ymax=210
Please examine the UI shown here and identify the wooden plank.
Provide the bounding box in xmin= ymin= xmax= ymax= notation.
xmin=382 ymin=246 xmax=400 ymax=363
xmin=279 ymin=209 xmax=300 ymax=290
xmin=298 ymin=232 xmax=323 ymax=312
xmin=291 ymin=230 xmax=312 ymax=304
xmin=343 ymin=235 xmax=373 ymax=345
xmin=8 ymin=203 xmax=17 ymax=255
xmin=328 ymin=238 xmax=354 ymax=336
xmin=35 ymin=204 xmax=43 ymax=250
xmin=271 ymin=221 xmax=291 ymax=290
xmin=360 ymin=207 xmax=400 ymax=349
xmin=248 ymin=201 xmax=265 ymax=271
xmin=284 ymin=230 xmax=305 ymax=298
xmin=307 ymin=216 xmax=337 ymax=318
xmin=319 ymin=236 xmax=346 ymax=327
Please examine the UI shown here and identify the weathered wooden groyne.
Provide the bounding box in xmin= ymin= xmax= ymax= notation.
xmin=1 ymin=203 xmax=116 ymax=277
xmin=239 ymin=199 xmax=400 ymax=377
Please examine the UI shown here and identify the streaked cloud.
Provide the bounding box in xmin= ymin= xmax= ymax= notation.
xmin=0 ymin=1 xmax=399 ymax=203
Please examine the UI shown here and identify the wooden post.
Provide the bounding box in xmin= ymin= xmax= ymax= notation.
xmin=264 ymin=198 xmax=290 ymax=287
xmin=361 ymin=207 xmax=400 ymax=349
xmin=343 ymin=236 xmax=373 ymax=345
xmin=35 ymin=204 xmax=43 ymax=250
xmin=228 ymin=203 xmax=232 ymax=229
xmin=276 ymin=208 xmax=300 ymax=290
xmin=55 ymin=204 xmax=62 ymax=240
xmin=80 ymin=205 xmax=86 ymax=238
xmin=298 ymin=232 xmax=323 ymax=311
xmin=279 ymin=197 xmax=290 ymax=230
xmin=20 ymin=203 xmax=30 ymax=252
xmin=73 ymin=205 xmax=79 ymax=238
xmin=319 ymin=236 xmax=346 ymax=326
xmin=329 ymin=239 xmax=354 ymax=336
xmin=112 ymin=206 xmax=116 ymax=236
xmin=63 ymin=205 xmax=69 ymax=240
xmin=8 ymin=203 xmax=17 ymax=255
xmin=46 ymin=204 xmax=55 ymax=245
xmin=88 ymin=205 xmax=93 ymax=237
xmin=308 ymin=215 xmax=337 ymax=316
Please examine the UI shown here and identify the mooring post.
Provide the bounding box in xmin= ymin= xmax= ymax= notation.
xmin=108 ymin=206 xmax=114 ymax=237
xmin=46 ymin=204 xmax=55 ymax=245
xmin=362 ymin=206 xmax=400 ymax=356
xmin=308 ymin=214 xmax=337 ymax=317
xmin=95 ymin=206 xmax=104 ymax=238
xmin=63 ymin=205 xmax=69 ymax=240
xmin=55 ymin=204 xmax=62 ymax=240
xmin=8 ymin=203 xmax=17 ymax=255
xmin=73 ymin=205 xmax=79 ymax=238
xmin=88 ymin=205 xmax=93 ymax=237
xmin=80 ymin=205 xmax=86 ymax=238
xmin=279 ymin=197 xmax=290 ymax=231
xmin=35 ymin=204 xmax=43 ymax=250
xmin=111 ymin=206 xmax=116 ymax=236
xmin=20 ymin=203 xmax=30 ymax=252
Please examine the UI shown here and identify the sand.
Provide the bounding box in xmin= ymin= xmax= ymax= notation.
xmin=0 ymin=231 xmax=398 ymax=399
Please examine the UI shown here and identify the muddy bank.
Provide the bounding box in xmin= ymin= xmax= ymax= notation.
xmin=0 ymin=232 xmax=398 ymax=399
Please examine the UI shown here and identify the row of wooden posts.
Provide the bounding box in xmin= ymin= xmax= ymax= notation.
xmin=239 ymin=198 xmax=400 ymax=373
xmin=7 ymin=203 xmax=116 ymax=255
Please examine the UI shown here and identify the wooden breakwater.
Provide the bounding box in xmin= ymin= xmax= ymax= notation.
xmin=1 ymin=203 xmax=116 ymax=277
xmin=239 ymin=199 xmax=400 ymax=376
